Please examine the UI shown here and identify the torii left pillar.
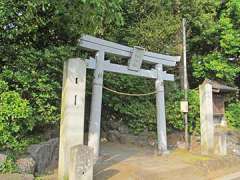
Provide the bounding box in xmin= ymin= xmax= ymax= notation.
xmin=88 ymin=51 xmax=105 ymax=159
xmin=58 ymin=58 xmax=86 ymax=180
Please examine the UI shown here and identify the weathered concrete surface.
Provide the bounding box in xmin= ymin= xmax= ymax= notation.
xmin=69 ymin=145 xmax=93 ymax=180
xmin=199 ymin=83 xmax=214 ymax=155
xmin=214 ymin=128 xmax=227 ymax=156
xmin=59 ymin=58 xmax=86 ymax=179
xmin=155 ymin=64 xmax=168 ymax=154
xmin=88 ymin=51 xmax=105 ymax=159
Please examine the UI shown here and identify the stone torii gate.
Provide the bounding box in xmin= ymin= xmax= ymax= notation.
xmin=59 ymin=35 xmax=180 ymax=179
xmin=80 ymin=35 xmax=180 ymax=156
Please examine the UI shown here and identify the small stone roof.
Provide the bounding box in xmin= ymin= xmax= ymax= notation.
xmin=203 ymin=79 xmax=237 ymax=93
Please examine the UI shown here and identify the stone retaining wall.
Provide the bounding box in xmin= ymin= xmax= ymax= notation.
xmin=101 ymin=119 xmax=186 ymax=148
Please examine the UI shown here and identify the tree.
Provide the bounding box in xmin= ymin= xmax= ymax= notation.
xmin=0 ymin=0 xmax=124 ymax=150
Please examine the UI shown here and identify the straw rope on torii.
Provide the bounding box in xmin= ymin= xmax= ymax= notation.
xmin=103 ymin=85 xmax=158 ymax=96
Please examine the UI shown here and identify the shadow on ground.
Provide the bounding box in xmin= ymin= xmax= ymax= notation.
xmin=94 ymin=142 xmax=240 ymax=180
xmin=36 ymin=142 xmax=240 ymax=180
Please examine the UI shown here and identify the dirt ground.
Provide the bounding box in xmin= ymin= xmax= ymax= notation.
xmin=38 ymin=142 xmax=240 ymax=180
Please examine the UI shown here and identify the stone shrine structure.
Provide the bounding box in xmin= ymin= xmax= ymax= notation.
xmin=199 ymin=79 xmax=237 ymax=155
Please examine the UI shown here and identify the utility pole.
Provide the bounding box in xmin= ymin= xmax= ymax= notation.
xmin=182 ymin=18 xmax=189 ymax=149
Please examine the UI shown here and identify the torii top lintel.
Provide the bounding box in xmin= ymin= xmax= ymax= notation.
xmin=78 ymin=35 xmax=180 ymax=66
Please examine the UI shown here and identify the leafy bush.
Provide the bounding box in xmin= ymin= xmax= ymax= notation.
xmin=102 ymin=73 xmax=156 ymax=134
xmin=0 ymin=46 xmax=75 ymax=151
xmin=0 ymin=80 xmax=8 ymax=93
xmin=103 ymin=74 xmax=200 ymax=134
xmin=166 ymin=89 xmax=200 ymax=134
xmin=120 ymin=100 xmax=157 ymax=134
xmin=0 ymin=155 xmax=17 ymax=173
xmin=1 ymin=46 xmax=75 ymax=127
xmin=0 ymin=90 xmax=32 ymax=151
xmin=225 ymin=102 xmax=240 ymax=129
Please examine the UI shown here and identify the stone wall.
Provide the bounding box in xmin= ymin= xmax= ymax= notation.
xmin=27 ymin=138 xmax=59 ymax=174
xmin=0 ymin=138 xmax=59 ymax=179
xmin=101 ymin=119 xmax=186 ymax=148
xmin=227 ymin=130 xmax=240 ymax=156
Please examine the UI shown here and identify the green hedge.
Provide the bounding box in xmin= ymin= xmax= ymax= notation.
xmin=0 ymin=81 xmax=32 ymax=151
xmin=225 ymin=102 xmax=240 ymax=129
xmin=102 ymin=74 xmax=200 ymax=134
xmin=166 ymin=89 xmax=200 ymax=134
xmin=0 ymin=46 xmax=74 ymax=151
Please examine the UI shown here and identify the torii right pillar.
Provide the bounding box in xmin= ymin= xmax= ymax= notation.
xmin=155 ymin=64 xmax=168 ymax=154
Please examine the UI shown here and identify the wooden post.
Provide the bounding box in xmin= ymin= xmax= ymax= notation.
xmin=58 ymin=58 xmax=86 ymax=180
xmin=155 ymin=64 xmax=168 ymax=154
xmin=182 ymin=18 xmax=189 ymax=149
xmin=199 ymin=82 xmax=214 ymax=154
xmin=88 ymin=51 xmax=105 ymax=159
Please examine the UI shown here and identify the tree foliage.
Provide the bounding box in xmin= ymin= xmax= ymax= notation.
xmin=0 ymin=0 xmax=124 ymax=150
xmin=1 ymin=0 xmax=240 ymax=150
xmin=166 ymin=88 xmax=200 ymax=134
xmin=188 ymin=0 xmax=240 ymax=85
xmin=0 ymin=86 xmax=32 ymax=151
xmin=226 ymin=101 xmax=240 ymax=129
xmin=192 ymin=52 xmax=240 ymax=84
